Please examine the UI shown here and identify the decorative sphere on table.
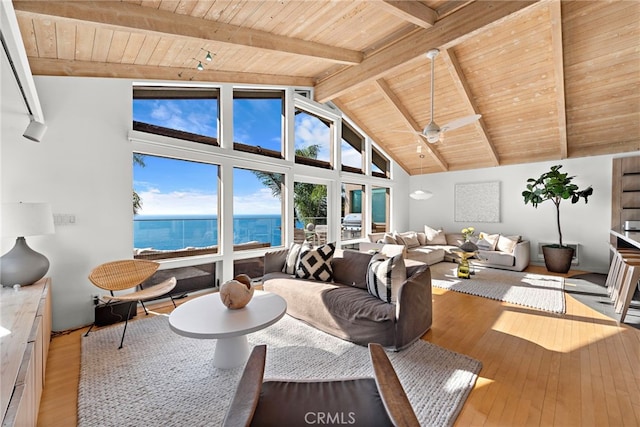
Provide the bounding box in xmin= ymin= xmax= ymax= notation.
xmin=220 ymin=274 xmax=254 ymax=309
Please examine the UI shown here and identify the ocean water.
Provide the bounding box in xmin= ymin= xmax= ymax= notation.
xmin=133 ymin=215 xmax=283 ymax=250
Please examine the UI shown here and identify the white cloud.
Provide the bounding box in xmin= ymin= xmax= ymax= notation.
xmin=295 ymin=115 xmax=330 ymax=160
xmin=137 ymin=189 xmax=217 ymax=216
xmin=136 ymin=187 xmax=281 ymax=216
xmin=341 ymin=142 xmax=363 ymax=169
xmin=149 ymin=101 xmax=216 ymax=136
xmin=233 ymin=187 xmax=282 ymax=215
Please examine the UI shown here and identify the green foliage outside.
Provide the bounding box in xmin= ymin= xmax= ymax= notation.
xmin=133 ymin=154 xmax=146 ymax=215
xmin=252 ymin=144 xmax=328 ymax=226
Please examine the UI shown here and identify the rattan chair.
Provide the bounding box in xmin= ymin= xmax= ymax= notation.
xmin=85 ymin=259 xmax=177 ymax=349
xmin=223 ymin=343 xmax=420 ymax=427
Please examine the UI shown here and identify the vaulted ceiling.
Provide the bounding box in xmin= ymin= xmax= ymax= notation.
xmin=11 ymin=0 xmax=640 ymax=174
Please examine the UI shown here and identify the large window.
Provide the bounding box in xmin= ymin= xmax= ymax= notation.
xmin=341 ymin=183 xmax=365 ymax=240
xmin=133 ymin=87 xmax=219 ymax=146
xmin=294 ymin=109 xmax=332 ymax=168
xmin=372 ymin=146 xmax=390 ymax=179
xmin=133 ymin=154 xmax=219 ymax=259
xmin=131 ymin=85 xmax=398 ymax=264
xmin=233 ymin=167 xmax=283 ymax=251
xmin=341 ymin=122 xmax=364 ymax=174
xmin=233 ymin=90 xmax=283 ymax=158
xmin=293 ymin=181 xmax=328 ymax=245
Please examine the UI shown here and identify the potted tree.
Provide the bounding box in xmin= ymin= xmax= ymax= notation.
xmin=522 ymin=165 xmax=593 ymax=273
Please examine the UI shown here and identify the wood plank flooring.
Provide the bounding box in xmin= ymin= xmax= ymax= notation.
xmin=37 ymin=266 xmax=640 ymax=426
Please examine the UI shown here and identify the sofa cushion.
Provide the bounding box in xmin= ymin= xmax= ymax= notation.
xmin=331 ymin=249 xmax=373 ymax=289
xmin=296 ymin=243 xmax=335 ymax=282
xmin=417 ymin=232 xmax=427 ymax=246
xmin=282 ymin=242 xmax=305 ymax=274
xmin=477 ymin=233 xmax=499 ymax=250
xmin=322 ymin=285 xmax=396 ymax=323
xmin=381 ymin=233 xmax=398 ymax=244
xmin=478 ymin=250 xmax=515 ymax=267
xmin=446 ymin=233 xmax=465 ymax=246
xmin=424 ymin=225 xmax=447 ymax=244
xmin=407 ymin=246 xmax=445 ymax=265
xmin=395 ymin=231 xmax=420 ymax=249
xmin=366 ymin=253 xmax=406 ymax=303
xmin=496 ymin=235 xmax=520 ymax=253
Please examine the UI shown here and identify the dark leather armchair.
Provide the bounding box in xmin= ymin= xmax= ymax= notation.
xmin=223 ymin=343 xmax=419 ymax=427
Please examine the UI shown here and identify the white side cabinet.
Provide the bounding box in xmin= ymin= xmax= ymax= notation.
xmin=1 ymin=279 xmax=51 ymax=426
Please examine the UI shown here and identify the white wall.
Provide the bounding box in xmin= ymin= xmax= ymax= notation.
xmin=2 ymin=75 xmax=134 ymax=331
xmin=408 ymin=157 xmax=619 ymax=273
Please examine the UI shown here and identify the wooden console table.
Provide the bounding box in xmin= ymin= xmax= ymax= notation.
xmin=0 ymin=278 xmax=52 ymax=426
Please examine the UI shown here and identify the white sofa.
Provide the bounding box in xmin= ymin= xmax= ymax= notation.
xmin=365 ymin=230 xmax=531 ymax=272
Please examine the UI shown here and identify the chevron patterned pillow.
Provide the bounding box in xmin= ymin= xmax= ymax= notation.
xmin=295 ymin=242 xmax=336 ymax=282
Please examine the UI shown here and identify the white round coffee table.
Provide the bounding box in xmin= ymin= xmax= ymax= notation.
xmin=169 ymin=290 xmax=286 ymax=369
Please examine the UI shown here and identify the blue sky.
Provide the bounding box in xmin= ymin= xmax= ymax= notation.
xmin=133 ymin=98 xmax=360 ymax=216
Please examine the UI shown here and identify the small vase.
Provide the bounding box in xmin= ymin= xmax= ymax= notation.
xmin=457 ymin=259 xmax=471 ymax=279
xmin=459 ymin=241 xmax=478 ymax=252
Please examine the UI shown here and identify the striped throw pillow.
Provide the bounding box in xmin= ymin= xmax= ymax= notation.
xmin=366 ymin=253 xmax=406 ymax=304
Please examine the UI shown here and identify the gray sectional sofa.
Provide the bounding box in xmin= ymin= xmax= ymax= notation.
xmin=366 ymin=230 xmax=531 ymax=272
xmin=261 ymin=248 xmax=432 ymax=351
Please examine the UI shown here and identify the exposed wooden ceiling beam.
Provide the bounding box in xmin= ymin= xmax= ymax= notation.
xmin=374 ymin=78 xmax=448 ymax=171
xmin=374 ymin=1 xmax=437 ymax=29
xmin=549 ymin=0 xmax=568 ymax=159
xmin=435 ymin=0 xmax=475 ymax=20
xmin=314 ymin=1 xmax=539 ymax=103
xmin=13 ymin=1 xmax=363 ymax=65
xmin=27 ymin=58 xmax=315 ymax=87
xmin=439 ymin=49 xmax=499 ymax=166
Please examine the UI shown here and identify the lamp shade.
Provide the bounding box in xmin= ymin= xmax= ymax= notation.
xmin=1 ymin=202 xmax=54 ymax=238
xmin=410 ymin=190 xmax=433 ymax=200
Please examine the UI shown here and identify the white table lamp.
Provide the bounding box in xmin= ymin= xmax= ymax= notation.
xmin=1 ymin=202 xmax=55 ymax=286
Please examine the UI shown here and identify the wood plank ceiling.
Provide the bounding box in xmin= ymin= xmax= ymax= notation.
xmin=11 ymin=0 xmax=640 ymax=175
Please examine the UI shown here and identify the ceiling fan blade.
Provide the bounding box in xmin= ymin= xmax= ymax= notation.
xmin=441 ymin=114 xmax=481 ymax=132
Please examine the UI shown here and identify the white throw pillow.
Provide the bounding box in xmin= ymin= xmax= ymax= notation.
xmin=381 ymin=233 xmax=397 ymax=244
xmin=424 ymin=225 xmax=447 ymax=245
xmin=282 ymin=242 xmax=304 ymax=275
xmin=417 ymin=232 xmax=427 ymax=246
xmin=366 ymin=253 xmax=406 ymax=304
xmin=477 ymin=233 xmax=499 ymax=251
xmin=295 ymin=242 xmax=336 ymax=282
xmin=497 ymin=235 xmax=520 ymax=253
xmin=395 ymin=231 xmax=420 ymax=249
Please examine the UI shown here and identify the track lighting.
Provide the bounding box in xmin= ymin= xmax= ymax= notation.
xmin=193 ymin=58 xmax=204 ymax=71
xmin=200 ymin=48 xmax=214 ymax=62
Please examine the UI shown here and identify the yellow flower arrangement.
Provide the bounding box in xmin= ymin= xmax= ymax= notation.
xmin=461 ymin=227 xmax=475 ymax=241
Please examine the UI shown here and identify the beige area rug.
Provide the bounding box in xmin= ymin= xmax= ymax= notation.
xmin=79 ymin=314 xmax=481 ymax=427
xmin=430 ymin=262 xmax=566 ymax=313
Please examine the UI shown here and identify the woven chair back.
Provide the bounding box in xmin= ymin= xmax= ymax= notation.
xmin=89 ymin=259 xmax=160 ymax=291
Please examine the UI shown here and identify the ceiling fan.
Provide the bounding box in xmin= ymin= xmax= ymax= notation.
xmin=418 ymin=48 xmax=481 ymax=144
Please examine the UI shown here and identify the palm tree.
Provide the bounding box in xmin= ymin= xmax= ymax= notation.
xmin=252 ymin=144 xmax=327 ymax=225
xmin=133 ymin=154 xmax=146 ymax=215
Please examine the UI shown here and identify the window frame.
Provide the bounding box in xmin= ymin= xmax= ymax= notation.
xmin=132 ymin=86 xmax=220 ymax=147
xmin=232 ymin=89 xmax=285 ymax=159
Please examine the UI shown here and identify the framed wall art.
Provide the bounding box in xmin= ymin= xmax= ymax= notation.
xmin=454 ymin=181 xmax=500 ymax=223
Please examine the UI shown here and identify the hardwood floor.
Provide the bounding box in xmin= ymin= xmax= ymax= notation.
xmin=37 ymin=266 xmax=640 ymax=426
